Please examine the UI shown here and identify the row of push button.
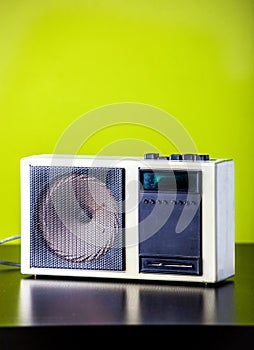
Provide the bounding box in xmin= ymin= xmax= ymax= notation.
xmin=143 ymin=198 xmax=197 ymax=205
xmin=144 ymin=153 xmax=210 ymax=161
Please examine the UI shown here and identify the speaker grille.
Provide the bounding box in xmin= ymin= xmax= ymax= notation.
xmin=29 ymin=165 xmax=125 ymax=271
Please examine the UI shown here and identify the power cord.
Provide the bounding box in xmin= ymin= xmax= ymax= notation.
xmin=0 ymin=234 xmax=21 ymax=267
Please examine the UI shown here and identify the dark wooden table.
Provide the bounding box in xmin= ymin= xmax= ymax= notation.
xmin=0 ymin=244 xmax=254 ymax=348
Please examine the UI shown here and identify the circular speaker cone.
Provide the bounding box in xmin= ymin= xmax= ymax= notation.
xmin=40 ymin=173 xmax=119 ymax=262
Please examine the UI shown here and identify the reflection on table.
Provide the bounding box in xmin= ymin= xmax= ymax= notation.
xmin=19 ymin=277 xmax=235 ymax=325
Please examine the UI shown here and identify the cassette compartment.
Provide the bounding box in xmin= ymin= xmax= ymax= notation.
xmin=138 ymin=169 xmax=202 ymax=276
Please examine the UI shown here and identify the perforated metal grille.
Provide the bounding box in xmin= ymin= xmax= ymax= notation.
xmin=30 ymin=165 xmax=125 ymax=271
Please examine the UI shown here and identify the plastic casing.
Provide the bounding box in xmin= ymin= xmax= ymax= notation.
xmin=20 ymin=154 xmax=235 ymax=284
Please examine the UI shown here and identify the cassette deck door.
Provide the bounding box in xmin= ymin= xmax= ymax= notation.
xmin=138 ymin=169 xmax=202 ymax=275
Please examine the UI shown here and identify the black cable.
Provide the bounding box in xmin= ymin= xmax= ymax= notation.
xmin=0 ymin=260 xmax=20 ymax=267
xmin=0 ymin=234 xmax=21 ymax=267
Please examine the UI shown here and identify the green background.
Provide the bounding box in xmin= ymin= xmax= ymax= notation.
xmin=0 ymin=0 xmax=253 ymax=243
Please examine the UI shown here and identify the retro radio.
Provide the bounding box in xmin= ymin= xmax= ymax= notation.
xmin=20 ymin=153 xmax=235 ymax=283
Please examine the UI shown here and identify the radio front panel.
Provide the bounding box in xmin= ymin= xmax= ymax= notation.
xmin=20 ymin=153 xmax=235 ymax=284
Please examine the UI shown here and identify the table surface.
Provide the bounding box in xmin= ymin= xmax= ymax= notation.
xmin=0 ymin=243 xmax=254 ymax=328
xmin=1 ymin=243 xmax=254 ymax=348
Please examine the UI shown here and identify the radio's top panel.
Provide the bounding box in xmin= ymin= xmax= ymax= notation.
xmin=21 ymin=153 xmax=232 ymax=166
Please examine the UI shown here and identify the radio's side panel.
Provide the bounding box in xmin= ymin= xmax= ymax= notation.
xmin=215 ymin=160 xmax=235 ymax=281
xmin=20 ymin=157 xmax=32 ymax=274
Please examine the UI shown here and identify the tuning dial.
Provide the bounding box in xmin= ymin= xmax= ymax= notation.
xmin=169 ymin=154 xmax=182 ymax=160
xmin=199 ymin=154 xmax=210 ymax=161
xmin=144 ymin=153 xmax=159 ymax=160
xmin=182 ymin=154 xmax=193 ymax=160
xmin=182 ymin=154 xmax=210 ymax=161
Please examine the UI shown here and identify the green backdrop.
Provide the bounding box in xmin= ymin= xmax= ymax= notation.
xmin=0 ymin=0 xmax=253 ymax=243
